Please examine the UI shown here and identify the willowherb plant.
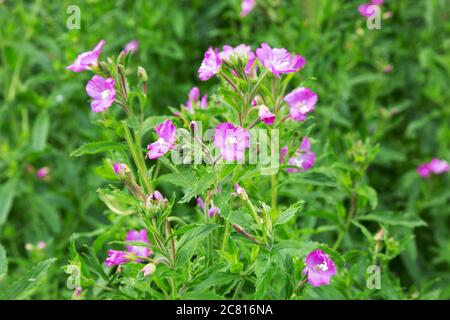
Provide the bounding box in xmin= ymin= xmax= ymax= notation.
xmin=65 ymin=39 xmax=340 ymax=300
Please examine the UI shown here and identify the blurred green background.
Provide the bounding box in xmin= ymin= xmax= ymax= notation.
xmin=0 ymin=0 xmax=449 ymax=299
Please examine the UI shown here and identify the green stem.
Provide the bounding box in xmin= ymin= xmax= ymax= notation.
xmin=333 ymin=191 xmax=358 ymax=250
xmin=122 ymin=121 xmax=153 ymax=194
xmin=271 ymin=174 xmax=277 ymax=210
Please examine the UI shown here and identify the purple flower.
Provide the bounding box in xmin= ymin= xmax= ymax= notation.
xmin=124 ymin=39 xmax=139 ymax=54
xmin=105 ymin=250 xmax=129 ymax=267
xmin=303 ymin=249 xmax=337 ymax=287
xmin=214 ymin=122 xmax=250 ymax=161
xmin=198 ymin=47 xmax=221 ymax=81
xmin=256 ymin=43 xmax=306 ymax=78
xmin=147 ymin=120 xmax=177 ymax=160
xmin=417 ymin=158 xmax=449 ymax=178
xmin=428 ymin=158 xmax=450 ymax=175
xmin=66 ymin=40 xmax=105 ymax=72
xmin=185 ymin=87 xmax=200 ymax=113
xmin=197 ymin=197 xmax=205 ymax=210
xmin=358 ymin=1 xmax=383 ymax=18
xmin=280 ymin=146 xmax=288 ymax=164
xmin=417 ymin=163 xmax=431 ymax=178
xmin=284 ymin=87 xmax=318 ymax=122
xmin=126 ymin=229 xmax=151 ymax=260
xmin=258 ymin=105 xmax=276 ymax=125
xmin=218 ymin=44 xmax=255 ymax=76
xmin=113 ymin=162 xmax=128 ymax=177
xmin=201 ymin=94 xmax=208 ymax=109
xmin=287 ymin=137 xmax=315 ymax=173
xmin=208 ymin=206 xmax=221 ymax=218
xmin=85 ymin=75 xmax=116 ymax=113
xmin=240 ymin=0 xmax=255 ymax=17
xmin=36 ymin=167 xmax=50 ymax=179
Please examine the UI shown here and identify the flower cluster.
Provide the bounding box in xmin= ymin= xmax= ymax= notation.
xmin=417 ymin=158 xmax=449 ymax=178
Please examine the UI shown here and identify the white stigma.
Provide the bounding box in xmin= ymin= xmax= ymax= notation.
xmin=298 ymin=100 xmax=309 ymax=114
xmin=317 ymin=261 xmax=328 ymax=271
xmin=227 ymin=136 xmax=238 ymax=145
xmin=101 ymin=90 xmax=110 ymax=100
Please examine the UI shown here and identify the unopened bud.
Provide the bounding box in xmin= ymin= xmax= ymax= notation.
xmin=234 ymin=184 xmax=248 ymax=200
xmin=113 ymin=162 xmax=129 ymax=178
xmin=374 ymin=229 xmax=384 ymax=242
xmin=142 ymin=263 xmax=156 ymax=276
xmin=137 ymin=66 xmax=148 ymax=82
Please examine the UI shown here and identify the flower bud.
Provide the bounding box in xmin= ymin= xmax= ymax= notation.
xmin=113 ymin=162 xmax=129 ymax=178
xmin=234 ymin=183 xmax=248 ymax=200
xmin=137 ymin=66 xmax=148 ymax=82
xmin=145 ymin=190 xmax=168 ymax=211
xmin=142 ymin=263 xmax=156 ymax=276
xmin=208 ymin=205 xmax=221 ymax=218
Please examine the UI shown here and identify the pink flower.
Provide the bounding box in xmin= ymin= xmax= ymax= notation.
xmin=197 ymin=197 xmax=205 ymax=210
xmin=146 ymin=191 xmax=168 ymax=210
xmin=417 ymin=163 xmax=431 ymax=178
xmin=36 ymin=167 xmax=50 ymax=179
xmin=358 ymin=1 xmax=383 ymax=17
xmin=258 ymin=105 xmax=276 ymax=125
xmin=85 ymin=75 xmax=116 ymax=113
xmin=113 ymin=162 xmax=127 ymax=177
xmin=240 ymin=0 xmax=255 ymax=17
xmin=280 ymin=146 xmax=288 ymax=164
xmin=124 ymin=39 xmax=139 ymax=54
xmin=428 ymin=158 xmax=450 ymax=175
xmin=303 ymin=249 xmax=337 ymax=287
xmin=208 ymin=206 xmax=221 ymax=218
xmin=233 ymin=183 xmax=248 ymax=200
xmin=198 ymin=47 xmax=221 ymax=81
xmin=287 ymin=137 xmax=315 ymax=173
xmin=186 ymin=87 xmax=200 ymax=113
xmin=218 ymin=44 xmax=255 ymax=76
xmin=417 ymin=158 xmax=449 ymax=178
xmin=66 ymin=40 xmax=105 ymax=72
xmin=214 ymin=122 xmax=250 ymax=161
xmin=147 ymin=120 xmax=177 ymax=160
xmin=37 ymin=241 xmax=46 ymax=250
xmin=256 ymin=43 xmax=306 ymax=78
xmin=105 ymin=250 xmax=129 ymax=267
xmin=383 ymin=64 xmax=393 ymax=73
xmin=126 ymin=229 xmax=151 ymax=260
xmin=284 ymin=87 xmax=318 ymax=122
xmin=201 ymin=94 xmax=208 ymax=109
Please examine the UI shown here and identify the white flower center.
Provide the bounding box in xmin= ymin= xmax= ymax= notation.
xmin=227 ymin=136 xmax=238 ymax=145
xmin=101 ymin=90 xmax=110 ymax=100
xmin=298 ymin=100 xmax=309 ymax=114
xmin=317 ymin=261 xmax=328 ymax=272
xmin=294 ymin=157 xmax=304 ymax=168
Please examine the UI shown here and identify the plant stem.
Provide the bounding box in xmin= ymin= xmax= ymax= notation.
xmin=122 ymin=121 xmax=153 ymax=194
xmin=271 ymin=174 xmax=277 ymax=210
xmin=333 ymin=191 xmax=358 ymax=250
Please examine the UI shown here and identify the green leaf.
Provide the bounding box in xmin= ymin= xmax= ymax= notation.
xmin=70 ymin=141 xmax=125 ymax=157
xmin=272 ymin=240 xmax=319 ymax=256
xmin=31 ymin=111 xmax=50 ymax=151
xmin=0 ymin=179 xmax=17 ymax=227
xmin=275 ymin=201 xmax=304 ymax=226
xmin=177 ymin=224 xmax=220 ymax=253
xmin=182 ymin=292 xmax=224 ymax=300
xmin=193 ymin=272 xmax=237 ymax=291
xmin=0 ymin=243 xmax=7 ymax=279
xmin=358 ymin=211 xmax=427 ymax=228
xmin=0 ymin=258 xmax=56 ymax=299
xmin=357 ymin=185 xmax=378 ymax=210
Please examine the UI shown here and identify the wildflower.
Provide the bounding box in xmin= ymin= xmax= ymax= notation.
xmin=358 ymin=0 xmax=383 ymax=17
xmin=287 ymin=137 xmax=315 ymax=173
xmin=417 ymin=158 xmax=449 ymax=178
xmin=37 ymin=241 xmax=46 ymax=250
xmin=233 ymin=183 xmax=248 ymax=200
xmin=240 ymin=0 xmax=255 ymax=17
xmin=214 ymin=122 xmax=250 ymax=161
xmin=383 ymin=64 xmax=393 ymax=73
xmin=36 ymin=167 xmax=50 ymax=179
xmin=417 ymin=163 xmax=431 ymax=178
xmin=124 ymin=39 xmax=139 ymax=54
xmin=303 ymin=249 xmax=337 ymax=287
xmin=208 ymin=206 xmax=221 ymax=218
xmin=146 ymin=190 xmax=168 ymax=211
xmin=186 ymin=87 xmax=200 ymax=113
xmin=258 ymin=105 xmax=276 ymax=125
xmin=113 ymin=162 xmax=129 ymax=178
xmin=251 ymin=96 xmax=259 ymax=106
xmin=73 ymin=287 xmax=82 ymax=299
xmin=142 ymin=263 xmax=156 ymax=276
xmin=105 ymin=250 xmax=131 ymax=267
xmin=201 ymin=94 xmax=208 ymax=109
xmin=284 ymin=87 xmax=317 ymax=122
xmin=66 ymin=40 xmax=106 ymax=72
xmin=280 ymin=146 xmax=288 ymax=164
xmin=126 ymin=229 xmax=151 ymax=260
xmin=85 ymin=75 xmax=116 ymax=113
xmin=147 ymin=120 xmax=177 ymax=159
xmin=256 ymin=43 xmax=306 ymax=78
xmin=218 ymin=44 xmax=255 ymax=76
xmin=197 ymin=197 xmax=205 ymax=210
xmin=198 ymin=47 xmax=221 ymax=81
